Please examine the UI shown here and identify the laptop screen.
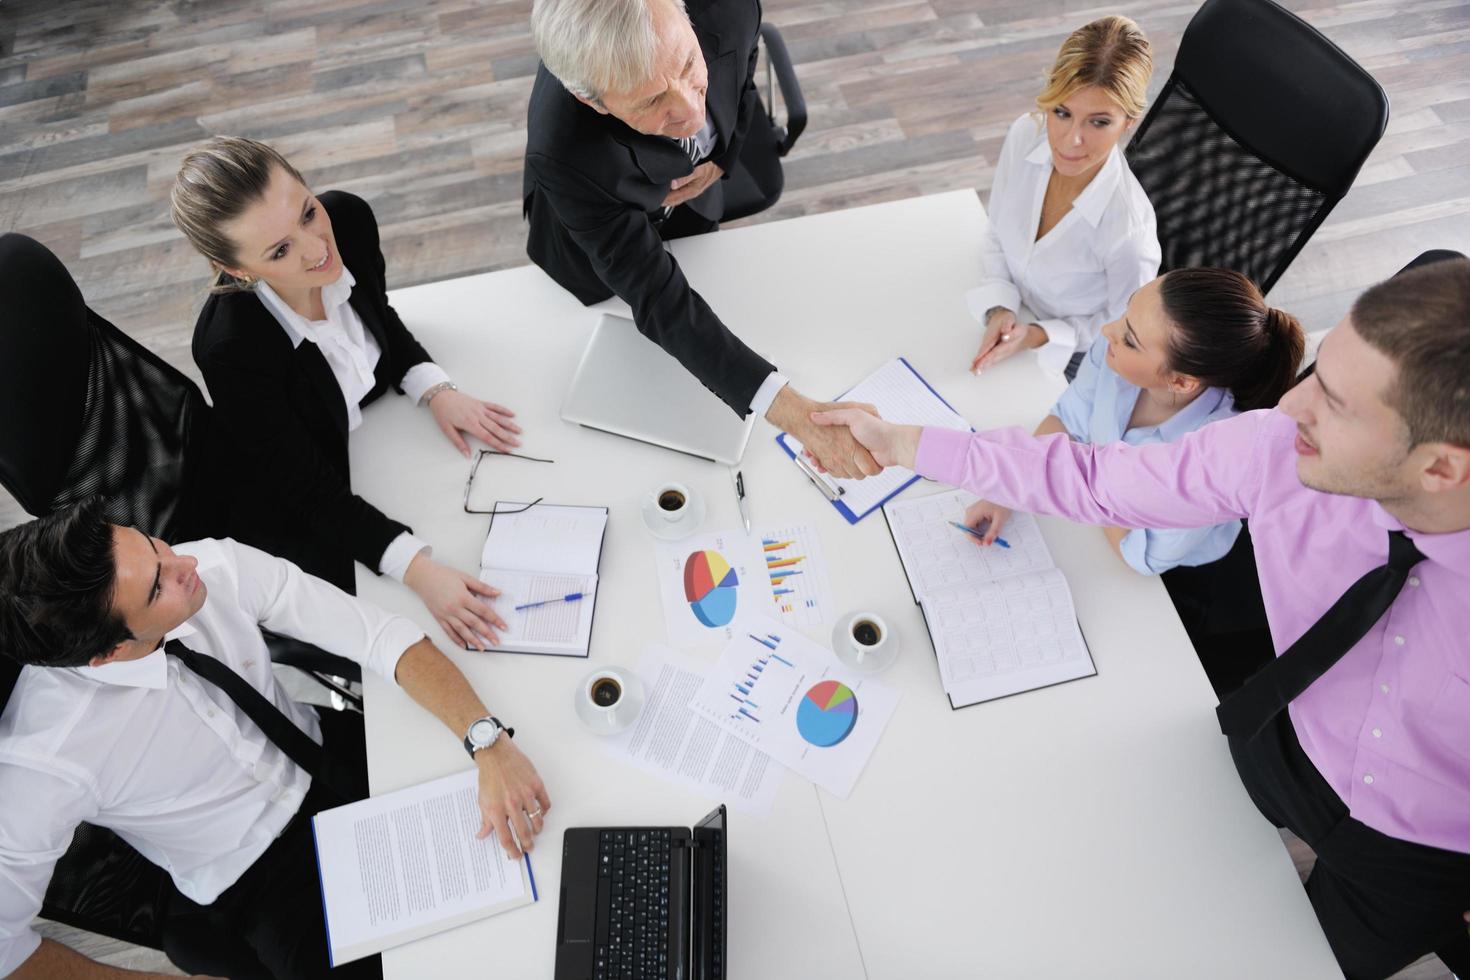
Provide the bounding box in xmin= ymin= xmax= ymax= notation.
xmin=690 ymin=805 xmax=727 ymax=980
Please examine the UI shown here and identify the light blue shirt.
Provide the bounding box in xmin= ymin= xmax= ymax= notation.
xmin=1050 ymin=336 xmax=1242 ymax=574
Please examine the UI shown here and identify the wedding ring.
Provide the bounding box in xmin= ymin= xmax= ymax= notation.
xmin=527 ymin=805 xmax=543 ymax=819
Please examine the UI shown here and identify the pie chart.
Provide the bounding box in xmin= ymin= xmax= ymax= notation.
xmin=684 ymin=550 xmax=740 ymax=628
xmin=796 ymin=680 xmax=858 ymax=747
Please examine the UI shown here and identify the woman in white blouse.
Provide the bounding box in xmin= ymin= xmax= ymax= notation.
xmin=173 ymin=137 xmax=519 ymax=651
xmin=969 ymin=15 xmax=1161 ymax=381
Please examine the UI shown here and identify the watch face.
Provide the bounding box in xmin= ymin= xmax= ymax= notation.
xmin=469 ymin=719 xmax=497 ymax=746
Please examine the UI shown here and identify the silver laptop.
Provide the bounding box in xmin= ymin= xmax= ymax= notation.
xmin=561 ymin=314 xmax=755 ymax=464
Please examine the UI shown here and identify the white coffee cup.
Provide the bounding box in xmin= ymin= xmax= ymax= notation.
xmin=574 ymin=666 xmax=644 ymax=735
xmin=833 ymin=611 xmax=898 ymax=672
xmin=650 ymin=483 xmax=692 ymax=523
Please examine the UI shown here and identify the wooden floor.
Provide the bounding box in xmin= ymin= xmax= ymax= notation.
xmin=1 ymin=0 xmax=1466 ymax=976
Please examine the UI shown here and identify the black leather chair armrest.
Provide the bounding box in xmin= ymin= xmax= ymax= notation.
xmin=760 ymin=24 xmax=806 ymax=156
xmin=262 ymin=631 xmax=362 ymax=683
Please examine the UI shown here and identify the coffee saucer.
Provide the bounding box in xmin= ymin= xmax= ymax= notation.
xmin=640 ymin=492 xmax=706 ymax=541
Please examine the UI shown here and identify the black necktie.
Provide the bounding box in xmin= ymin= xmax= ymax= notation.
xmin=1216 ymin=529 xmax=1426 ymax=740
xmin=165 ymin=638 xmax=355 ymax=798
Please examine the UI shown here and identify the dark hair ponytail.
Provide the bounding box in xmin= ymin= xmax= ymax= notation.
xmin=1159 ymin=268 xmax=1306 ymax=411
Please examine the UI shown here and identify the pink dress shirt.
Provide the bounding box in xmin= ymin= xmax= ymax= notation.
xmin=915 ymin=408 xmax=1470 ymax=853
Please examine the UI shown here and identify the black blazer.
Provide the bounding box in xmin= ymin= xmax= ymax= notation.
xmin=522 ymin=0 xmax=773 ymax=417
xmin=192 ymin=191 xmax=430 ymax=593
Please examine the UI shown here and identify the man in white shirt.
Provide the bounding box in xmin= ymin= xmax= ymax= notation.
xmin=0 ymin=500 xmax=551 ymax=979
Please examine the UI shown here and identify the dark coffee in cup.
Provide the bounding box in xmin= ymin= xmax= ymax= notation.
xmin=658 ymin=489 xmax=687 ymax=512
xmin=852 ymin=619 xmax=882 ymax=646
xmin=591 ymin=676 xmax=623 ymax=707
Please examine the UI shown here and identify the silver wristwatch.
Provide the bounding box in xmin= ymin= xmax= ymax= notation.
xmin=463 ymin=715 xmax=514 ymax=759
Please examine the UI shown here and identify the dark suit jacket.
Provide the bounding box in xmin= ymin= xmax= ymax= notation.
xmin=522 ymin=0 xmax=774 ymax=417
xmin=192 ymin=191 xmax=429 ymax=593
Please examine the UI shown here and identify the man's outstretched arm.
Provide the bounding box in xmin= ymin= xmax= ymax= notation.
xmin=393 ymin=639 xmax=550 ymax=859
xmin=810 ymin=407 xmax=1270 ymax=530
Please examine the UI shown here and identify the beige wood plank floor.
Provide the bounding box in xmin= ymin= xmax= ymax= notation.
xmin=1 ymin=1 xmax=1466 ymax=976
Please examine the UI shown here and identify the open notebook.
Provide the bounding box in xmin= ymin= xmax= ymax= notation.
xmin=883 ymin=488 xmax=1096 ymax=708
xmin=478 ymin=502 xmax=608 ymax=657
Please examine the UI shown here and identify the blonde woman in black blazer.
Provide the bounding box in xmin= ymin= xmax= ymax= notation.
xmin=173 ymin=137 xmax=519 ymax=650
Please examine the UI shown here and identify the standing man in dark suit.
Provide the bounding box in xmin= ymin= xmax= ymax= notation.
xmin=524 ymin=0 xmax=881 ymax=479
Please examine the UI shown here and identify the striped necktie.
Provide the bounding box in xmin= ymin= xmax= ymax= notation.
xmin=662 ymin=135 xmax=703 ymax=218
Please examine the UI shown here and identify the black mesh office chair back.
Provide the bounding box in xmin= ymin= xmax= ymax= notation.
xmin=1125 ymin=0 xmax=1389 ymax=292
xmin=0 ymin=237 xmax=222 ymax=542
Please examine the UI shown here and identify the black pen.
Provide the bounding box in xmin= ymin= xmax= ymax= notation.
xmin=733 ymin=468 xmax=752 ymax=532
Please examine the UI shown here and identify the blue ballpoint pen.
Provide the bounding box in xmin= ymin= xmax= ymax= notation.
xmin=514 ymin=592 xmax=586 ymax=611
xmin=948 ymin=520 xmax=1010 ymax=549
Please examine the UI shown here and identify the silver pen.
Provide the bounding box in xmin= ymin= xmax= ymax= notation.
xmin=733 ymin=468 xmax=752 ymax=532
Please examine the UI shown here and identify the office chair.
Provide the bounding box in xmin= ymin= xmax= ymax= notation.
xmin=0 ymin=232 xmax=358 ymax=954
xmin=721 ymin=24 xmax=808 ymax=222
xmin=1124 ymin=0 xmax=1389 ymax=293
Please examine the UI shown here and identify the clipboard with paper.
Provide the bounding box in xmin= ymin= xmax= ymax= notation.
xmin=775 ymin=357 xmax=973 ymax=524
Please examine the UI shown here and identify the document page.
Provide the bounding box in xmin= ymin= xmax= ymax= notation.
xmin=602 ymin=644 xmax=786 ymax=817
xmin=480 ymin=502 xmax=607 ymax=574
xmin=654 ymin=522 xmax=836 ymax=651
xmin=782 ymin=358 xmax=971 ymax=519
xmin=486 ymin=569 xmax=597 ymax=656
xmin=884 ymin=488 xmax=1095 ymax=708
xmin=688 ymin=615 xmax=900 ymax=798
xmin=885 ymin=490 xmax=1054 ymax=594
xmin=313 ymin=769 xmax=536 ymax=966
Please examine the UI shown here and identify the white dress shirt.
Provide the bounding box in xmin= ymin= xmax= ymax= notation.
xmin=255 ymin=268 xmax=444 ymax=580
xmin=0 ymin=539 xmax=423 ymax=977
xmin=967 ymin=114 xmax=1161 ymax=377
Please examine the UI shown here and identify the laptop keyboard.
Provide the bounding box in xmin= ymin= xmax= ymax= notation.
xmin=597 ymin=829 xmax=672 ymax=980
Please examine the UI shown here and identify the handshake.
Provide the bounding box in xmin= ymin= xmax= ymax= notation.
xmin=766 ymin=387 xmax=923 ymax=478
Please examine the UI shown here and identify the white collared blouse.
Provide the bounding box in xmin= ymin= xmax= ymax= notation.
xmin=254 ymin=267 xmax=445 ymax=579
xmin=967 ymin=114 xmax=1161 ymax=378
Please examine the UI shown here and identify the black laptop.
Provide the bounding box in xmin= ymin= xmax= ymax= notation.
xmin=554 ymin=805 xmax=727 ymax=980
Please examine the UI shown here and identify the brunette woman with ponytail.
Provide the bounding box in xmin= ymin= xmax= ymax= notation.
xmin=964 ymin=268 xmax=1305 ymax=574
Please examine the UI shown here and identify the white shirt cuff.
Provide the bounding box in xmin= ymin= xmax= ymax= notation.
xmin=964 ymin=282 xmax=1022 ymax=324
xmin=402 ymin=362 xmax=452 ymax=405
xmin=749 ymin=371 xmax=789 ymax=418
xmin=380 ymin=532 xmax=430 ymax=582
xmin=1034 ymin=317 xmax=1080 ymax=379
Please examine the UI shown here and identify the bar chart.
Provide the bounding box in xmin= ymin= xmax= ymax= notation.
xmin=725 ymin=633 xmax=795 ymax=725
xmin=759 ymin=523 xmax=834 ymax=629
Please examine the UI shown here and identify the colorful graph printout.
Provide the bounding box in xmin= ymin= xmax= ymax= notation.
xmin=656 ymin=531 xmax=763 ymax=650
xmin=683 ymin=550 xmax=740 ymax=627
xmin=757 ymin=523 xmax=834 ymax=630
xmin=796 ymin=681 xmax=859 ymax=747
xmin=689 ymin=615 xmax=900 ymax=798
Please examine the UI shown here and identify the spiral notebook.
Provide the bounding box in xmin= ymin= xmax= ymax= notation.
xmin=883 ymin=488 xmax=1096 ymax=709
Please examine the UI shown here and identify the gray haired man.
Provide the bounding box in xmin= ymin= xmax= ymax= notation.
xmin=522 ymin=0 xmax=881 ymax=479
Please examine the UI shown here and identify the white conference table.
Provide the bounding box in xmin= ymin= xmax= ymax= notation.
xmin=352 ymin=190 xmax=1340 ymax=978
